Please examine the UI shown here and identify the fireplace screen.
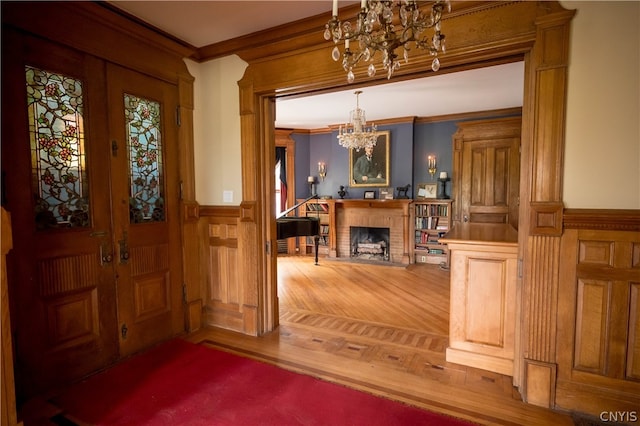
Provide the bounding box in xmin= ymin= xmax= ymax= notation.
xmin=350 ymin=226 xmax=390 ymax=261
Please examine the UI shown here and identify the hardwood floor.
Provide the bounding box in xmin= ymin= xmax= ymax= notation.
xmin=187 ymin=255 xmax=575 ymax=426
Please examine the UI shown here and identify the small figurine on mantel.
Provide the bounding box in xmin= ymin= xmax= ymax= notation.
xmin=337 ymin=185 xmax=347 ymax=199
xmin=395 ymin=184 xmax=411 ymax=199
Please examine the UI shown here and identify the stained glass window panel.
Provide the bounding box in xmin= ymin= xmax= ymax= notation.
xmin=26 ymin=66 xmax=90 ymax=230
xmin=124 ymin=94 xmax=165 ymax=223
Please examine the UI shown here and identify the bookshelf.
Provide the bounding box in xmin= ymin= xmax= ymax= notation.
xmin=411 ymin=199 xmax=453 ymax=266
xmin=298 ymin=199 xmax=332 ymax=256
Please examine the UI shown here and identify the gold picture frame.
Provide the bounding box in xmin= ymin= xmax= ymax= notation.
xmin=349 ymin=131 xmax=390 ymax=188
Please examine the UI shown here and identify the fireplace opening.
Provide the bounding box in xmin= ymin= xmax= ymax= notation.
xmin=350 ymin=226 xmax=390 ymax=261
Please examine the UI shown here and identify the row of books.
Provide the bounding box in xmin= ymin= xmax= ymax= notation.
xmin=415 ymin=231 xmax=445 ymax=244
xmin=305 ymin=202 xmax=329 ymax=212
xmin=416 ymin=216 xmax=439 ymax=229
xmin=414 ymin=204 xmax=448 ymax=217
xmin=415 ymin=247 xmax=446 ymax=255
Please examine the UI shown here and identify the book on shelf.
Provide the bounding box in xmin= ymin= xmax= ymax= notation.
xmin=415 ymin=216 xmax=439 ymax=229
xmin=306 ymin=203 xmax=327 ymax=212
xmin=415 ymin=203 xmax=449 ymax=217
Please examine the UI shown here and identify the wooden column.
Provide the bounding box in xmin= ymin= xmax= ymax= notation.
xmin=237 ymin=78 xmax=262 ymax=335
xmin=178 ymin=74 xmax=203 ymax=333
xmin=520 ymin=8 xmax=575 ymax=408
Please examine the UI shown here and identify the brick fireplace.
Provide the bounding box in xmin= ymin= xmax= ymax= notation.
xmin=331 ymin=200 xmax=411 ymax=265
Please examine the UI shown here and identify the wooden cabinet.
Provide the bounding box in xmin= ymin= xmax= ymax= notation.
xmin=410 ymin=199 xmax=453 ymax=266
xmin=440 ymin=223 xmax=518 ymax=377
xmin=298 ymin=199 xmax=333 ymax=257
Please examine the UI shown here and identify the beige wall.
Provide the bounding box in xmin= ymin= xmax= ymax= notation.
xmin=185 ymin=56 xmax=247 ymax=206
xmin=188 ymin=2 xmax=639 ymax=210
xmin=563 ymin=1 xmax=639 ymax=209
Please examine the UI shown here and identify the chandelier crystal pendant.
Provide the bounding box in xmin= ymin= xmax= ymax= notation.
xmin=324 ymin=0 xmax=450 ymax=83
xmin=337 ymin=90 xmax=379 ymax=151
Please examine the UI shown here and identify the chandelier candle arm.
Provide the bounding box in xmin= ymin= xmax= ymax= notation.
xmin=324 ymin=0 xmax=450 ymax=83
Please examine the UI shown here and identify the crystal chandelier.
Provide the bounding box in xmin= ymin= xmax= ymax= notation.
xmin=324 ymin=0 xmax=450 ymax=83
xmin=337 ymin=90 xmax=379 ymax=151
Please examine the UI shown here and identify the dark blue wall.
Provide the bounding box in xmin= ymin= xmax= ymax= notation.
xmin=292 ymin=113 xmax=519 ymax=201
xmin=413 ymin=120 xmax=457 ymax=199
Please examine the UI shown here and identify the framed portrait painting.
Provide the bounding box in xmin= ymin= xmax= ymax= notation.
xmin=349 ymin=131 xmax=390 ymax=188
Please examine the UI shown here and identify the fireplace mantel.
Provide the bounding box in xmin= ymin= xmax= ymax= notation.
xmin=335 ymin=199 xmax=412 ymax=209
xmin=327 ymin=199 xmax=412 ymax=264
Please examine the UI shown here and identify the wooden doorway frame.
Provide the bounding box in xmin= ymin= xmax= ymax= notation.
xmin=275 ymin=129 xmax=297 ymax=255
xmin=236 ymin=1 xmax=575 ymax=409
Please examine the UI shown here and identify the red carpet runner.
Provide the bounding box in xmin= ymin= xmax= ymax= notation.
xmin=53 ymin=339 xmax=474 ymax=425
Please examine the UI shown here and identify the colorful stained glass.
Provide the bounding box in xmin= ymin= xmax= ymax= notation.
xmin=124 ymin=94 xmax=164 ymax=223
xmin=26 ymin=66 xmax=90 ymax=230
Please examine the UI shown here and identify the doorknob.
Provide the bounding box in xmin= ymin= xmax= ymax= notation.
xmin=119 ymin=231 xmax=130 ymax=264
xmin=90 ymin=230 xmax=113 ymax=265
xmin=100 ymin=243 xmax=113 ymax=264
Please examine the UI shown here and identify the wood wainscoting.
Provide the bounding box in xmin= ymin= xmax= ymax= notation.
xmin=199 ymin=206 xmax=252 ymax=334
xmin=554 ymin=209 xmax=640 ymax=417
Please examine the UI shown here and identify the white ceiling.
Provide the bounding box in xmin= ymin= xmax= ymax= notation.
xmin=109 ymin=1 xmax=524 ymax=129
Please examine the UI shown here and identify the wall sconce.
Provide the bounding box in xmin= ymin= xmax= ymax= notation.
xmin=427 ymin=155 xmax=437 ymax=179
xmin=318 ymin=162 xmax=327 ymax=181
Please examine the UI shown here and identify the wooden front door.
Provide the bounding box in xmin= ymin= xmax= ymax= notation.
xmin=106 ymin=64 xmax=184 ymax=357
xmin=1 ymin=31 xmax=184 ymax=399
xmin=452 ymin=117 xmax=521 ymax=228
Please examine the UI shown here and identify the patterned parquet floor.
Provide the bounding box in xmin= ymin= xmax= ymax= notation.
xmin=189 ymin=256 xmax=575 ymax=426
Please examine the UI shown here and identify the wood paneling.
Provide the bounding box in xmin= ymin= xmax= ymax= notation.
xmin=556 ymin=225 xmax=640 ymax=416
xmin=1 ymin=208 xmax=18 ymax=426
xmin=200 ymin=208 xmax=250 ymax=334
xmin=133 ymin=272 xmax=170 ymax=320
xmin=45 ymin=290 xmax=99 ymax=349
xmin=444 ymin=226 xmax=518 ymax=376
xmin=37 ymin=255 xmax=101 ymax=296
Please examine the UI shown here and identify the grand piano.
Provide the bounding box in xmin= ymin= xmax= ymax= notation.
xmin=276 ymin=195 xmax=321 ymax=265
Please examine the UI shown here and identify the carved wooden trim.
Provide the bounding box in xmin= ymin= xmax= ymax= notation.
xmin=200 ymin=205 xmax=241 ymax=218
xmin=182 ymin=201 xmax=199 ymax=223
xmin=529 ymin=202 xmax=563 ymax=236
xmin=3 ymin=2 xmax=194 ymax=83
xmin=524 ymin=360 xmax=557 ymax=409
xmin=416 ymin=107 xmax=523 ymax=125
xmin=239 ymin=201 xmax=257 ymax=223
xmin=195 ymin=1 xmax=536 ymax=63
xmin=563 ymin=209 xmax=640 ymax=232
xmin=524 ymin=235 xmax=560 ymax=363
xmin=186 ymin=300 xmax=202 ymax=333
